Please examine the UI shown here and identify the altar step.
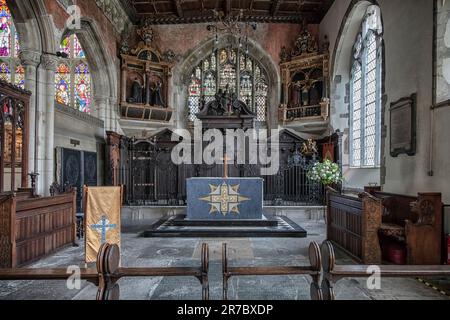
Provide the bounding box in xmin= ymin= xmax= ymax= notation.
xmin=139 ymin=215 xmax=307 ymax=238
xmin=171 ymin=214 xmax=278 ymax=227
xmin=122 ymin=206 xmax=325 ymax=229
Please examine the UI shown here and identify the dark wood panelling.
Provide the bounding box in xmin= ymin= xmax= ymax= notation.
xmin=0 ymin=191 xmax=77 ymax=268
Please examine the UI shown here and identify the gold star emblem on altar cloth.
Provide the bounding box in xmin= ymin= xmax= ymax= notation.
xmin=199 ymin=183 xmax=250 ymax=216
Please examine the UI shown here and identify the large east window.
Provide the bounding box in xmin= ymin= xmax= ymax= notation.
xmin=188 ymin=47 xmax=268 ymax=123
xmin=0 ymin=0 xmax=24 ymax=89
xmin=350 ymin=6 xmax=383 ymax=168
xmin=55 ymin=34 xmax=92 ymax=114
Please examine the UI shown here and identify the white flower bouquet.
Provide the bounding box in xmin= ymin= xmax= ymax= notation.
xmin=307 ymin=160 xmax=342 ymax=186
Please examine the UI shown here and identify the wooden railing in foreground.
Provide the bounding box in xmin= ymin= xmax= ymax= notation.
xmin=222 ymin=242 xmax=322 ymax=300
xmin=0 ymin=242 xmax=210 ymax=300
xmin=320 ymin=241 xmax=450 ymax=300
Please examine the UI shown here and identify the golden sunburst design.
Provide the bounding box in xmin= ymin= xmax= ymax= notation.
xmin=199 ymin=182 xmax=250 ymax=216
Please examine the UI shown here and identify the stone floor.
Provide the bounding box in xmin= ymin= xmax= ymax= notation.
xmin=0 ymin=214 xmax=448 ymax=300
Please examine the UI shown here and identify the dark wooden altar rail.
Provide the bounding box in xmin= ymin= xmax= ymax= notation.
xmin=0 ymin=242 xmax=210 ymax=300
xmin=0 ymin=189 xmax=77 ymax=268
xmin=320 ymin=241 xmax=450 ymax=300
xmin=222 ymin=242 xmax=323 ymax=300
xmin=326 ymin=187 xmax=383 ymax=264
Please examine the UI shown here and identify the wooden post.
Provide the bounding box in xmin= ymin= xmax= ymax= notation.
xmin=83 ymin=185 xmax=88 ymax=264
xmin=222 ymin=154 xmax=230 ymax=178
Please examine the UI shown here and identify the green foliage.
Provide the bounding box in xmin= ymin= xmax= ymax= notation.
xmin=307 ymin=160 xmax=342 ymax=186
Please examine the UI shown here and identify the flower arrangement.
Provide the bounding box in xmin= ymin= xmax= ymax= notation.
xmin=307 ymin=160 xmax=342 ymax=186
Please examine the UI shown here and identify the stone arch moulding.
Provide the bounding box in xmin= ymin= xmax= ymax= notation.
xmin=330 ymin=0 xmax=386 ymax=129
xmin=330 ymin=0 xmax=386 ymax=185
xmin=6 ymin=0 xmax=57 ymax=54
xmin=171 ymin=34 xmax=281 ymax=130
xmin=331 ymin=0 xmax=384 ymax=77
xmin=60 ymin=18 xmax=120 ymax=132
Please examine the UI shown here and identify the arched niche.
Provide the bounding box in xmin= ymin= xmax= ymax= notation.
xmin=171 ymin=34 xmax=281 ymax=130
xmin=60 ymin=18 xmax=120 ymax=130
xmin=6 ymin=0 xmax=56 ymax=54
xmin=330 ymin=0 xmax=385 ymax=188
xmin=330 ymin=0 xmax=385 ymax=131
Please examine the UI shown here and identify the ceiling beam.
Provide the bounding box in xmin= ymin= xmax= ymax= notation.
xmin=174 ymin=0 xmax=184 ymax=17
xmin=141 ymin=12 xmax=322 ymax=24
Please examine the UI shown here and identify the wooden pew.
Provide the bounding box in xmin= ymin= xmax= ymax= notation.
xmin=365 ymin=187 xmax=443 ymax=265
xmin=0 ymin=242 xmax=210 ymax=300
xmin=326 ymin=187 xmax=383 ymax=264
xmin=0 ymin=189 xmax=77 ymax=268
xmin=320 ymin=241 xmax=450 ymax=300
xmin=222 ymin=242 xmax=322 ymax=300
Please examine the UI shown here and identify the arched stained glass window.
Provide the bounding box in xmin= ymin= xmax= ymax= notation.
xmin=0 ymin=0 xmax=25 ymax=89
xmin=187 ymin=47 xmax=268 ymax=123
xmin=55 ymin=34 xmax=92 ymax=114
xmin=350 ymin=5 xmax=383 ymax=168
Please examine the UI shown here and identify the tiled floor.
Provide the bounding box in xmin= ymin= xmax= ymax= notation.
xmin=0 ymin=215 xmax=448 ymax=300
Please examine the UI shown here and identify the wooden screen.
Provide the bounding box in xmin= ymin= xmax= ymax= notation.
xmin=0 ymin=80 xmax=30 ymax=192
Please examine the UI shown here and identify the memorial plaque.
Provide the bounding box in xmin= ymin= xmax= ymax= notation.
xmin=390 ymin=94 xmax=416 ymax=157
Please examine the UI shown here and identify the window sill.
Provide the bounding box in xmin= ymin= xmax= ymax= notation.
xmin=348 ymin=166 xmax=381 ymax=170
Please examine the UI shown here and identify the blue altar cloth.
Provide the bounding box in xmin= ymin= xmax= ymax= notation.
xmin=186 ymin=178 xmax=263 ymax=220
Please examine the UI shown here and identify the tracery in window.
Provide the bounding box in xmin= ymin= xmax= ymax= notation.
xmin=350 ymin=6 xmax=383 ymax=168
xmin=55 ymin=34 xmax=92 ymax=114
xmin=0 ymin=0 xmax=25 ymax=89
xmin=187 ymin=47 xmax=268 ymax=123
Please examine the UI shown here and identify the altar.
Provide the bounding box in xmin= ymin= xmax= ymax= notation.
xmin=186 ymin=177 xmax=263 ymax=221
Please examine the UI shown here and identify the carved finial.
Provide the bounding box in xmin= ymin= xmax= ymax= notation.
xmin=137 ymin=20 xmax=154 ymax=46
xmin=280 ymin=46 xmax=289 ymax=63
xmin=291 ymin=23 xmax=319 ymax=57
xmin=120 ymin=31 xmax=130 ymax=55
xmin=322 ymin=35 xmax=330 ymax=53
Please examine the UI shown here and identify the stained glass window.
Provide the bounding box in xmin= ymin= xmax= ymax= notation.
xmin=55 ymin=64 xmax=70 ymax=105
xmin=350 ymin=6 xmax=383 ymax=168
xmin=0 ymin=1 xmax=24 ymax=89
xmin=55 ymin=34 xmax=92 ymax=113
xmin=187 ymin=47 xmax=268 ymax=123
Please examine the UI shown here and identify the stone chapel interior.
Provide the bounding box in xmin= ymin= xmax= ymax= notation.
xmin=0 ymin=0 xmax=450 ymax=300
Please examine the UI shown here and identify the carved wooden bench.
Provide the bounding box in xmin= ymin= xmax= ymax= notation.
xmin=0 ymin=242 xmax=210 ymax=300
xmin=222 ymin=242 xmax=322 ymax=300
xmin=365 ymin=187 xmax=443 ymax=265
xmin=320 ymin=241 xmax=450 ymax=300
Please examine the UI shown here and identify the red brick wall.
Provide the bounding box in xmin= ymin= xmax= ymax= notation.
xmin=135 ymin=23 xmax=320 ymax=66
xmin=42 ymin=1 xmax=320 ymax=72
xmin=43 ymin=0 xmax=120 ymax=62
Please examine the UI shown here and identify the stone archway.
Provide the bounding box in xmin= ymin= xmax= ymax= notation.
xmin=61 ymin=18 xmax=120 ymax=132
xmin=171 ymin=34 xmax=281 ymax=130
xmin=330 ymin=0 xmax=384 ymax=131
xmin=5 ymin=0 xmax=60 ymax=194
xmin=329 ymin=0 xmax=385 ymax=189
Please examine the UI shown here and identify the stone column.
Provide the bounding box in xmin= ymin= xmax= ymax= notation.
xmin=94 ymin=95 xmax=108 ymax=123
xmin=108 ymin=96 xmax=120 ymax=133
xmin=18 ymin=50 xmax=41 ymax=179
xmin=36 ymin=54 xmax=58 ymax=195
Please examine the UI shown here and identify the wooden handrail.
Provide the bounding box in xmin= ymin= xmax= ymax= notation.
xmin=320 ymin=241 xmax=450 ymax=300
xmin=222 ymin=242 xmax=322 ymax=300
xmin=0 ymin=242 xmax=210 ymax=300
